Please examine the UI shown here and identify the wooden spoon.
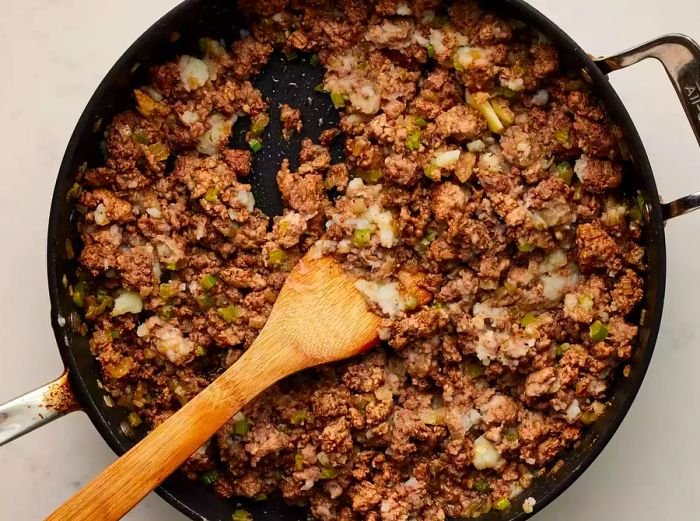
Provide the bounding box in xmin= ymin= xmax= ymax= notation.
xmin=45 ymin=255 xmax=381 ymax=521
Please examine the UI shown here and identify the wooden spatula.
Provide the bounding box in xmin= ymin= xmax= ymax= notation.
xmin=45 ymin=255 xmax=381 ymax=521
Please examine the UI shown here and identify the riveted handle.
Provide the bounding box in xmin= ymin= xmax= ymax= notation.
xmin=0 ymin=372 xmax=79 ymax=447
xmin=595 ymin=34 xmax=700 ymax=220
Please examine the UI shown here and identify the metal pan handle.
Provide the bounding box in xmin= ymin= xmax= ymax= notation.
xmin=595 ymin=34 xmax=700 ymax=220
xmin=0 ymin=371 xmax=79 ymax=447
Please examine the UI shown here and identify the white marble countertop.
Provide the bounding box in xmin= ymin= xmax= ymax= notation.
xmin=1 ymin=1 xmax=699 ymax=519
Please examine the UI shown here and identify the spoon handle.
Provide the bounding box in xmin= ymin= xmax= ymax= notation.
xmin=44 ymin=331 xmax=298 ymax=521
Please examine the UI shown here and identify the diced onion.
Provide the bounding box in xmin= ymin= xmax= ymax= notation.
xmin=94 ymin=203 xmax=109 ymax=226
xmin=178 ymin=56 xmax=209 ymax=91
xmin=467 ymin=139 xmax=485 ymax=152
xmin=565 ymin=399 xmax=581 ymax=422
xmin=197 ymin=113 xmax=235 ymax=156
xmin=112 ymin=291 xmax=143 ymax=316
xmin=473 ymin=435 xmax=504 ymax=469
xmin=355 ymin=280 xmax=404 ymax=316
xmin=522 ymin=497 xmax=536 ymax=514
xmin=396 ymin=2 xmax=411 ymax=15
xmin=434 ymin=149 xmax=461 ymax=167
xmin=237 ymin=190 xmax=256 ymax=212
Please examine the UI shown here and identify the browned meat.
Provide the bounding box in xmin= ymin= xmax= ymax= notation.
xmin=71 ymin=2 xmax=645 ymax=519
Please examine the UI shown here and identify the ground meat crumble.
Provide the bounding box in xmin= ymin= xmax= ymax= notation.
xmin=69 ymin=1 xmax=646 ymax=519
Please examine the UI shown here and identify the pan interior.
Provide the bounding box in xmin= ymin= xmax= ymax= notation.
xmin=47 ymin=1 xmax=665 ymax=520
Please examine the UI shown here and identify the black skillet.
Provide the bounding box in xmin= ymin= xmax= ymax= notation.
xmin=1 ymin=1 xmax=699 ymax=520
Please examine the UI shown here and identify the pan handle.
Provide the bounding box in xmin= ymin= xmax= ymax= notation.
xmin=594 ymin=33 xmax=700 ymax=220
xmin=0 ymin=371 xmax=79 ymax=448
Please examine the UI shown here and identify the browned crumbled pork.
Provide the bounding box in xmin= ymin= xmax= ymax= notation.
xmin=71 ymin=2 xmax=645 ymax=519
xmin=280 ymin=103 xmax=303 ymax=140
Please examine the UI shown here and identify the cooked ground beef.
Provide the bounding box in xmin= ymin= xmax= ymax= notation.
xmin=280 ymin=103 xmax=303 ymax=141
xmin=69 ymin=1 xmax=646 ymax=519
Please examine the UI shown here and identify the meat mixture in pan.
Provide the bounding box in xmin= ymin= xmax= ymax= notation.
xmin=68 ymin=1 xmax=647 ymax=519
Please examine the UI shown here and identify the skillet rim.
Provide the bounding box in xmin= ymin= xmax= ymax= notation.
xmin=45 ymin=0 xmax=666 ymax=519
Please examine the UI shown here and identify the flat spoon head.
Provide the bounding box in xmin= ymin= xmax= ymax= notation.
xmin=45 ymin=255 xmax=381 ymax=521
xmin=262 ymin=255 xmax=382 ymax=366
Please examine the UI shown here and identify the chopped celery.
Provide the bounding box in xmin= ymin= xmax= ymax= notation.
xmin=248 ymin=138 xmax=263 ymax=153
xmin=231 ymin=509 xmax=251 ymax=521
xmin=159 ymin=283 xmax=178 ymax=300
xmin=204 ymin=187 xmax=219 ymax=203
xmin=520 ymin=312 xmax=537 ymax=328
xmin=249 ymin=113 xmax=270 ymax=137
xmin=200 ymin=274 xmax=217 ymax=290
xmin=72 ymin=281 xmax=88 ymax=308
xmin=421 ymin=229 xmax=438 ymax=247
xmin=589 ymin=320 xmax=608 ymax=341
xmin=518 ymin=242 xmax=535 ymax=253
xmin=555 ymin=342 xmax=570 ymax=357
xmin=566 ymin=80 xmax=588 ymax=92
xmin=555 ymin=162 xmax=574 ymax=184
xmin=148 ymin=142 xmax=169 ymax=162
xmin=414 ymin=116 xmax=428 ymax=128
xmin=134 ymin=89 xmax=160 ymax=117
xmin=494 ymin=498 xmax=511 ymax=511
xmin=474 ymin=479 xmax=490 ymax=493
xmin=330 ymin=90 xmax=345 ymax=109
xmin=358 ymin=169 xmax=384 ymax=183
xmin=353 ymin=228 xmax=372 ymax=247
xmin=491 ymin=99 xmax=514 ymax=127
xmin=132 ymin=130 xmax=149 ymax=145
xmin=555 ymin=128 xmax=571 ymax=146
xmin=233 ymin=417 xmax=252 ymax=436
xmin=290 ymin=410 xmax=307 ymax=425
xmin=200 ymin=470 xmax=218 ymax=485
xmin=578 ymin=294 xmax=593 ymax=310
xmin=217 ymin=304 xmax=242 ymax=323
xmin=426 ymin=44 xmax=436 ymax=59
xmin=466 ymin=363 xmax=484 ymax=378
xmin=404 ymin=293 xmax=419 ymax=311
xmin=406 ymin=128 xmax=422 ymax=151
xmin=158 ymin=305 xmax=174 ymax=321
xmin=309 ymin=54 xmax=321 ymax=67
xmin=420 ymin=408 xmax=445 ymax=425
xmin=196 ymin=294 xmax=214 ymax=311
xmin=423 ymin=163 xmax=440 ymax=181
xmin=320 ymin=466 xmax=339 ymax=479
xmin=284 ymin=50 xmax=298 ymax=61
xmin=493 ymin=86 xmax=516 ymax=98
xmin=580 ymin=411 xmax=597 ymax=425
xmin=268 ymin=249 xmax=290 ymax=268
xmin=468 ymin=92 xmax=504 ymax=134
xmin=127 ymin=412 xmax=142 ymax=427
xmin=106 ymin=357 xmax=133 ymax=379
xmin=66 ymin=182 xmax=81 ymax=201
xmin=294 ymin=453 xmax=304 ymax=471
xmin=85 ymin=294 xmax=113 ymax=319
xmin=581 ymin=403 xmax=606 ymax=425
xmin=314 ymin=83 xmax=326 ymax=93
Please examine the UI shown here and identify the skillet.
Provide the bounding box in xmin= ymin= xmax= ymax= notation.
xmin=1 ymin=1 xmax=699 ymax=519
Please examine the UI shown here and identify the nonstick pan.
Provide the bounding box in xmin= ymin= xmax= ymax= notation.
xmin=1 ymin=1 xmax=699 ymax=520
